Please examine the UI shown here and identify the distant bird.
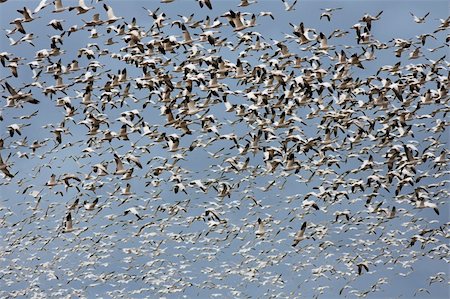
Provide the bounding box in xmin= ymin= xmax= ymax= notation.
xmin=62 ymin=212 xmax=74 ymax=233
xmin=320 ymin=12 xmax=332 ymax=21
xmin=359 ymin=11 xmax=383 ymax=30
xmin=410 ymin=12 xmax=430 ymax=23
xmin=334 ymin=210 xmax=350 ymax=221
xmin=7 ymin=123 xmax=30 ymax=137
xmin=114 ymin=153 xmax=127 ymax=175
xmin=69 ymin=0 xmax=93 ymax=14
xmin=302 ymin=199 xmax=320 ymax=211
xmin=103 ymin=3 xmax=123 ymax=23
xmin=52 ymin=0 xmax=68 ymax=13
xmin=0 ymin=153 xmax=14 ymax=178
xmin=292 ymin=221 xmax=307 ymax=247
xmin=68 ymin=198 xmax=79 ymax=210
xmin=48 ymin=19 xmax=64 ymax=30
xmin=239 ymin=0 xmax=257 ymax=7
xmin=319 ymin=8 xmax=342 ymax=21
xmin=17 ymin=6 xmax=38 ymax=22
xmin=357 ymin=262 xmax=369 ymax=275
xmin=281 ymin=0 xmax=297 ymax=11
xmin=415 ymin=199 xmax=439 ymax=215
xmin=34 ymin=0 xmax=50 ymax=13
xmin=256 ymin=218 xmax=265 ymax=237
xmin=45 ymin=174 xmax=59 ymax=187
xmin=197 ymin=0 xmax=212 ymax=10
xmin=259 ymin=11 xmax=274 ymax=20
xmin=8 ymin=19 xmax=26 ymax=35
xmin=387 ymin=206 xmax=396 ymax=219
xmin=124 ymin=207 xmax=142 ymax=220
xmin=83 ymin=197 xmax=99 ymax=210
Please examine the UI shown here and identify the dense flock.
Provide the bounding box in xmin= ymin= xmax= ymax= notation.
xmin=0 ymin=0 xmax=449 ymax=298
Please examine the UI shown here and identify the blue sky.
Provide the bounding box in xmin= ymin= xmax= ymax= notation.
xmin=0 ymin=0 xmax=448 ymax=298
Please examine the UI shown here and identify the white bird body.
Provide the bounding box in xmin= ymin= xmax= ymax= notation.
xmin=282 ymin=0 xmax=298 ymax=11
xmin=256 ymin=218 xmax=265 ymax=237
xmin=125 ymin=207 xmax=142 ymax=220
xmin=416 ymin=199 xmax=439 ymax=215
xmin=62 ymin=212 xmax=74 ymax=233
xmin=292 ymin=221 xmax=307 ymax=246
xmin=83 ymin=198 xmax=99 ymax=210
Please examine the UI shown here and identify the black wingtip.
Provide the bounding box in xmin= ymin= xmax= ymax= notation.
xmin=301 ymin=221 xmax=307 ymax=230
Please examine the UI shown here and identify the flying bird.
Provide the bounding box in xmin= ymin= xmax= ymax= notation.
xmin=292 ymin=221 xmax=307 ymax=247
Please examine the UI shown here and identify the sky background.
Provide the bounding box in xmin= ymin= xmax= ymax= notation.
xmin=0 ymin=0 xmax=448 ymax=298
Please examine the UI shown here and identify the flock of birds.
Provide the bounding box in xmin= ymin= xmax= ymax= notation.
xmin=0 ymin=0 xmax=449 ymax=297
